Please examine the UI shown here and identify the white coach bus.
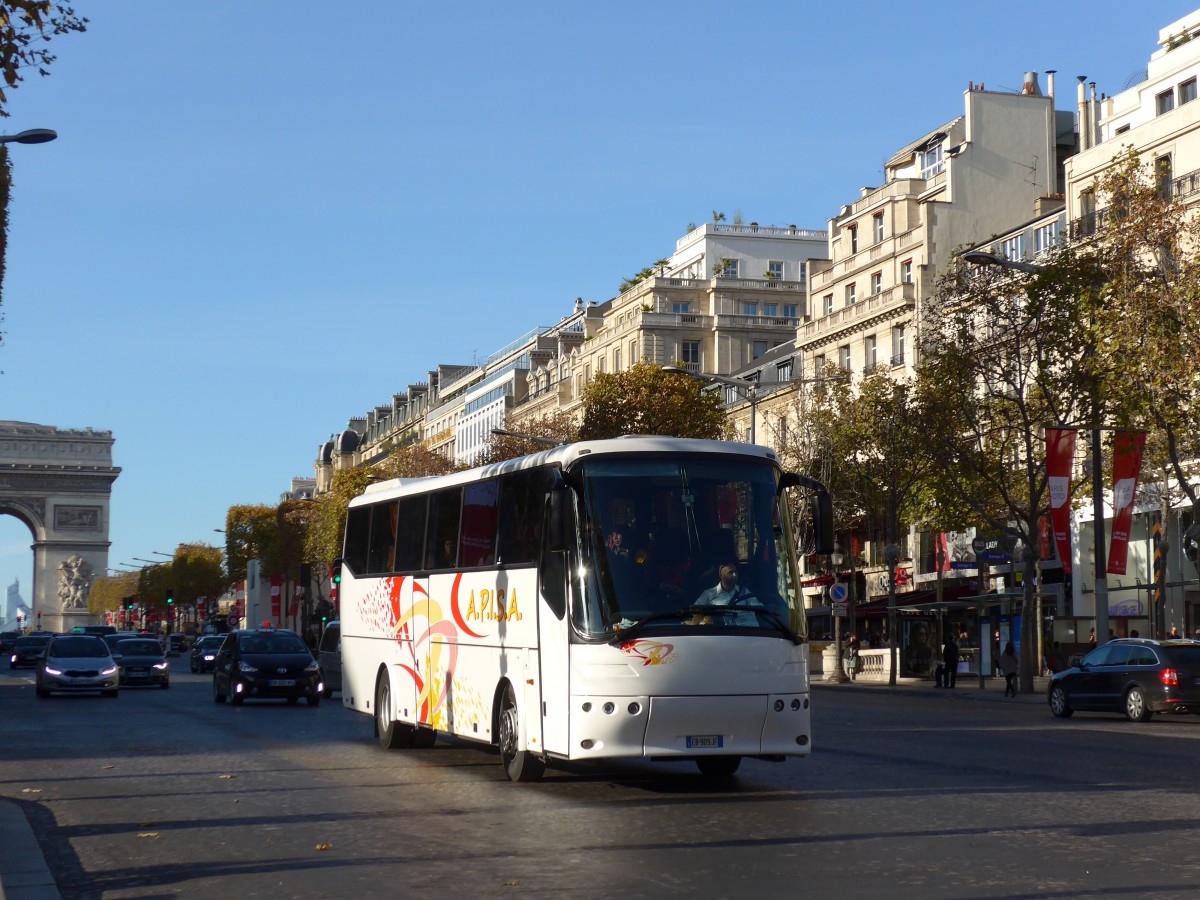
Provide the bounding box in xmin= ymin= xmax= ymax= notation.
xmin=337 ymin=436 xmax=833 ymax=781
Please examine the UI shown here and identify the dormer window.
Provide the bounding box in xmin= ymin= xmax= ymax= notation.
xmin=920 ymin=143 xmax=944 ymax=179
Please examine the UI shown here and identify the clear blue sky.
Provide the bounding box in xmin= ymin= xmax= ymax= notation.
xmin=0 ymin=0 xmax=1195 ymax=602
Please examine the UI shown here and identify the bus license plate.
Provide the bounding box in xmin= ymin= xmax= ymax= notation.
xmin=686 ymin=735 xmax=723 ymax=749
xmin=269 ymin=679 xmax=296 ymax=687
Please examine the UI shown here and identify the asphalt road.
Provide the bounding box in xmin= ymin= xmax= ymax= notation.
xmin=2 ymin=667 xmax=1200 ymax=899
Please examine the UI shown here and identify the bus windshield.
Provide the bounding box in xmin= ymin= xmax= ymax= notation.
xmin=572 ymin=455 xmax=805 ymax=641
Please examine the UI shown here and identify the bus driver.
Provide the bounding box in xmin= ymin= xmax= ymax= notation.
xmin=691 ymin=561 xmax=758 ymax=626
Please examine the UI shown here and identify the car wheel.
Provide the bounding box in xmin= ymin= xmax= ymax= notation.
xmin=375 ymin=671 xmax=414 ymax=749
xmin=1125 ymin=686 xmax=1152 ymax=722
xmin=190 ymin=662 xmax=197 ymax=673
xmin=696 ymin=756 xmax=742 ymax=778
xmin=498 ymin=683 xmax=544 ymax=782
xmin=231 ymin=687 xmax=244 ymax=706
xmin=1048 ymin=684 xmax=1074 ymax=718
xmin=213 ymin=678 xmax=227 ymax=704
xmin=307 ymin=693 xmax=321 ymax=707
xmin=160 ymin=681 xmax=170 ymax=690
xmin=102 ymin=689 xmax=118 ymax=699
xmin=36 ymin=684 xmax=50 ymax=698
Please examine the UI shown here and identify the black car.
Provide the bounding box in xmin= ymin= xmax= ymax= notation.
xmin=190 ymin=635 xmax=225 ymax=673
xmin=212 ymin=626 xmax=323 ymax=706
xmin=1048 ymin=637 xmax=1200 ymax=721
xmin=9 ymin=634 xmax=51 ymax=669
xmin=113 ymin=637 xmax=170 ymax=688
xmin=0 ymin=632 xmax=18 ymax=655
xmin=317 ymin=621 xmax=340 ymax=698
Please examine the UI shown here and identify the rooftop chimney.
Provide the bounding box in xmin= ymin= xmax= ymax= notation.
xmin=1022 ymin=72 xmax=1042 ymax=95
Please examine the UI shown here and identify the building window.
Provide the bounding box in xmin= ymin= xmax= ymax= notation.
xmin=873 ymin=212 xmax=884 ymax=244
xmin=1001 ymin=235 xmax=1025 ymax=262
xmin=742 ymin=301 xmax=758 ymax=317
xmin=849 ymin=224 xmax=858 ymax=254
xmin=919 ymin=143 xmax=943 ymax=178
xmin=597 ymin=357 xmax=605 ymax=374
xmin=673 ymin=301 xmax=691 ymax=314
xmin=814 ymin=354 xmax=826 ymax=375
xmin=777 ymin=359 xmax=793 ymax=381
xmin=1157 ymin=88 xmax=1176 ymax=115
xmin=838 ymin=345 xmax=851 ymax=371
xmin=1034 ymin=221 xmax=1060 ymax=255
xmin=865 ymin=334 xmax=877 ymax=370
xmin=783 ymin=303 xmax=798 ymax=318
xmin=891 ymin=325 xmax=906 ymax=365
xmin=753 ymin=340 xmax=768 ymax=359
xmin=901 ymin=259 xmax=913 ymax=283
xmin=682 ymin=340 xmax=700 ymax=367
xmin=845 ymin=283 xmax=856 ymax=306
xmin=1080 ymin=189 xmax=1096 ymax=236
xmin=629 ymin=339 xmax=638 ymax=364
xmin=823 ymin=293 xmax=834 ymax=316
xmin=767 ymin=260 xmax=783 ymax=280
xmin=1181 ymin=77 xmax=1198 ymax=105
xmin=1157 ymin=155 xmax=1173 ymax=198
xmin=870 ymin=272 xmax=883 ymax=295
xmin=613 ymin=347 xmax=621 ymax=371
xmin=716 ymin=258 xmax=738 ymax=278
xmin=1115 ymin=124 xmax=1131 ymax=134
xmin=763 ymin=302 xmax=778 ymax=318
xmin=577 ymin=373 xmax=585 ymax=398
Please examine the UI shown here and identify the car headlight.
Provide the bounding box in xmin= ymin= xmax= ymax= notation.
xmin=44 ymin=665 xmax=63 ymax=676
xmin=305 ymin=661 xmax=320 ymax=672
xmin=153 ymin=662 xmax=169 ymax=670
xmin=101 ymin=665 xmax=118 ymax=676
xmin=203 ymin=654 xmax=215 ymax=661
xmin=238 ymin=661 xmax=259 ymax=673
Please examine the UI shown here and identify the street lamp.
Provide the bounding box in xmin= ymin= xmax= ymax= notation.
xmin=963 ymin=249 xmax=1110 ymax=648
xmin=152 ymin=551 xmax=173 ymax=558
xmin=662 ymin=366 xmax=760 ymax=443
xmin=0 ymin=128 xmax=56 ymax=145
xmin=884 ymin=543 xmax=901 ymax=686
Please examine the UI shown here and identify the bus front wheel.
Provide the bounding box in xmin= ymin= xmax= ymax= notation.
xmin=498 ymin=683 xmax=544 ymax=782
xmin=375 ymin=671 xmax=414 ymax=750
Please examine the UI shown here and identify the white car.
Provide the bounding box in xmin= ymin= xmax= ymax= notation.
xmin=36 ymin=634 xmax=119 ymax=698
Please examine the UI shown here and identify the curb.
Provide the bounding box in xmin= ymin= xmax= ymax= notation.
xmin=812 ymin=676 xmax=1051 ymax=702
xmin=0 ymin=800 xmax=61 ymax=900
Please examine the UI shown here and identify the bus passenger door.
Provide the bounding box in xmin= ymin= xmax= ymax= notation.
xmin=537 ymin=597 xmax=570 ymax=755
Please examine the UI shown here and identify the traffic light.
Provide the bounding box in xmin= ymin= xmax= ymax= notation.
xmin=166 ymin=587 xmax=174 ymax=605
xmin=331 ymin=559 xmax=342 ymax=585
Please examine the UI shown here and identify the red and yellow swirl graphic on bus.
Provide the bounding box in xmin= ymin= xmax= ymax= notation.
xmin=618 ymin=639 xmax=677 ymax=667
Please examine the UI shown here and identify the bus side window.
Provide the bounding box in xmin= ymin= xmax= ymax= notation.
xmin=540 ymin=489 xmax=569 ymax=619
xmin=343 ymin=506 xmax=371 ymax=576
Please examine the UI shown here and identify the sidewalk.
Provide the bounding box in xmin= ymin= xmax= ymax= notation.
xmin=0 ymin=800 xmax=60 ymax=900
xmin=813 ymin=674 xmax=1052 ymax=701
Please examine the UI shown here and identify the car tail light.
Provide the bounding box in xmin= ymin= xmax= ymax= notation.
xmin=1160 ymin=668 xmax=1179 ymax=686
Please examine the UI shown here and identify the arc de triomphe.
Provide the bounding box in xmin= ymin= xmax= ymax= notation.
xmin=0 ymin=421 xmax=120 ymax=632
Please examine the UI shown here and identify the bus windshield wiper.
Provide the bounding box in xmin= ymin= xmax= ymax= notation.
xmin=609 ymin=607 xmax=714 ymax=644
xmin=754 ymin=608 xmax=803 ymax=645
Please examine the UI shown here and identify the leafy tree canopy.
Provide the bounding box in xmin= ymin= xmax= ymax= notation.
xmin=578 ymin=361 xmax=726 ymax=441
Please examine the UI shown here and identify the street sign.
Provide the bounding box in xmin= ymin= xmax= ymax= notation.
xmin=831 ymin=601 xmax=848 ymax=618
xmin=829 ymin=582 xmax=848 ymax=603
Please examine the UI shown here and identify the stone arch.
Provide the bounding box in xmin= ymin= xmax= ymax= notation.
xmin=0 ymin=421 xmax=120 ymax=632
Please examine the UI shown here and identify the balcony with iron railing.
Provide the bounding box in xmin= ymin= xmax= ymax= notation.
xmin=797 ymin=282 xmax=917 ymax=346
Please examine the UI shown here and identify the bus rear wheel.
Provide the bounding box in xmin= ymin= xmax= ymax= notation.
xmin=375 ymin=672 xmax=414 ymax=750
xmin=498 ymin=684 xmax=544 ymax=782
xmin=696 ymin=756 xmax=741 ymax=778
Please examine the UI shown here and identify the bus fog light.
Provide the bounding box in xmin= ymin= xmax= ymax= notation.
xmin=582 ymin=702 xmax=592 ymax=712
xmin=791 ymin=699 xmax=801 ymax=711
xmin=627 ymin=702 xmax=641 ymax=715
xmin=796 ymin=734 xmax=809 ymax=746
xmin=603 ymin=702 xmax=615 ymax=714
xmin=581 ymin=739 xmax=595 ymax=750
xmin=774 ymin=699 xmax=785 ymax=712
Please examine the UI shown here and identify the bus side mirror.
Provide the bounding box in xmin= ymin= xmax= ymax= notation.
xmin=546 ymin=486 xmax=574 ymax=553
xmin=811 ymin=490 xmax=834 ymax=555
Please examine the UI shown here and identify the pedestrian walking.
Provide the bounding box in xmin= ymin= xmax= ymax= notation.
xmin=941 ymin=631 xmax=959 ymax=689
xmin=999 ymin=641 xmax=1019 ymax=697
xmin=845 ymin=633 xmax=860 ymax=681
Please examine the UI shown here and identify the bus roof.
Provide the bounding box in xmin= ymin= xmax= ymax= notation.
xmin=350 ymin=436 xmax=780 ymax=507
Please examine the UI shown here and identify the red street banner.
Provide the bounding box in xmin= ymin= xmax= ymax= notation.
xmin=289 ymin=584 xmax=300 ymax=617
xmin=1108 ymin=430 xmax=1147 ymax=576
xmin=1045 ymin=428 xmax=1078 ymax=574
xmin=270 ymin=575 xmax=281 ymax=617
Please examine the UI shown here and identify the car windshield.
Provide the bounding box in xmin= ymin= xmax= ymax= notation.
xmin=199 ymin=638 xmax=224 ymax=650
xmin=117 ymin=640 xmax=161 ymax=656
xmin=49 ymin=637 xmax=109 ymax=658
xmin=239 ymin=633 xmax=308 ymax=654
xmin=16 ymin=637 xmax=50 ymax=648
xmin=570 ymin=455 xmax=805 ymax=641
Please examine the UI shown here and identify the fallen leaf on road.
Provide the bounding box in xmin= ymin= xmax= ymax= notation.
xmin=21 ymin=789 xmax=42 ymax=794
xmin=315 ymin=843 xmax=332 ymax=851
xmin=102 ymin=765 xmax=115 ymax=769
xmin=137 ymin=833 xmax=161 ymax=839
xmin=217 ymin=774 xmax=235 ymax=779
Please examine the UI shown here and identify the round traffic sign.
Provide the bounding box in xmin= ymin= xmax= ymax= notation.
xmin=829 ymin=582 xmax=848 ymax=603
